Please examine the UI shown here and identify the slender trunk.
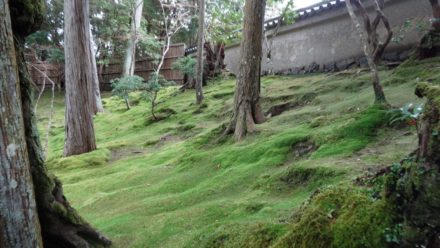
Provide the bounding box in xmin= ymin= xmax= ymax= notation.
xmin=89 ymin=29 xmax=104 ymax=113
xmin=64 ymin=0 xmax=97 ymax=156
xmin=0 ymin=2 xmax=43 ymax=246
xmin=125 ymin=96 xmax=131 ymax=110
xmin=151 ymin=92 xmax=157 ymax=120
xmin=345 ymin=0 xmax=389 ymax=105
xmin=195 ymin=0 xmax=205 ymax=104
xmin=226 ymin=0 xmax=266 ymax=141
xmin=123 ymin=0 xmax=143 ymax=76
xmin=369 ymin=61 xmax=387 ymax=104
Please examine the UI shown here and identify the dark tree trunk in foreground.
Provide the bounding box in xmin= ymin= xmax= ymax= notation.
xmin=0 ymin=1 xmax=43 ymax=246
xmin=195 ymin=0 xmax=205 ymax=104
xmin=430 ymin=0 xmax=440 ymax=31
xmin=345 ymin=0 xmax=392 ymax=105
xmin=5 ymin=0 xmax=112 ymax=246
xmin=64 ymin=0 xmax=97 ymax=157
xmin=226 ymin=0 xmax=266 ymax=141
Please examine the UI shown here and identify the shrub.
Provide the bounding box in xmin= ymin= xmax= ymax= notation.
xmin=172 ymin=56 xmax=196 ymax=77
xmin=111 ymin=75 xmax=144 ymax=110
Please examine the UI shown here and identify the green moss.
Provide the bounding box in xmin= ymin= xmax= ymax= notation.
xmin=47 ymin=148 xmax=110 ymax=169
xmin=274 ymin=186 xmax=393 ymax=248
xmin=34 ymin=64 xmax=430 ymax=247
xmin=385 ymin=162 xmax=440 ymax=247
xmin=312 ymin=106 xmax=389 ymax=158
xmin=186 ymin=223 xmax=286 ymax=248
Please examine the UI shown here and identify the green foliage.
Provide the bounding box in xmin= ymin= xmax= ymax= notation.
xmin=392 ymin=19 xmax=430 ymax=44
xmin=111 ymin=75 xmax=144 ymax=109
xmin=139 ymin=74 xmax=174 ymax=119
xmin=205 ymin=0 xmax=244 ymax=44
xmin=388 ymin=103 xmax=424 ymax=125
xmin=48 ymin=48 xmax=65 ymax=63
xmin=172 ymin=56 xmax=197 ymax=77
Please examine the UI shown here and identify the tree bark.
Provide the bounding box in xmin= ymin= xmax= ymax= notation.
xmin=7 ymin=0 xmax=112 ymax=246
xmin=415 ymin=83 xmax=440 ymax=165
xmin=226 ymin=0 xmax=266 ymax=141
xmin=89 ymin=29 xmax=104 ymax=114
xmin=0 ymin=1 xmax=43 ymax=246
xmin=429 ymin=0 xmax=440 ymax=31
xmin=195 ymin=0 xmax=205 ymax=104
xmin=345 ymin=0 xmax=391 ymax=105
xmin=123 ymin=0 xmax=143 ymax=76
xmin=64 ymin=0 xmax=97 ymax=157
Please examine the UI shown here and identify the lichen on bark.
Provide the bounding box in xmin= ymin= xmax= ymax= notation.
xmin=8 ymin=0 xmax=111 ymax=246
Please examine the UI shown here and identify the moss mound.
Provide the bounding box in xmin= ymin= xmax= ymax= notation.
xmin=185 ymin=223 xmax=285 ymax=248
xmin=274 ymin=186 xmax=394 ymax=248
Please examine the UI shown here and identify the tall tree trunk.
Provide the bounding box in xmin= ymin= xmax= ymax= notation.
xmin=226 ymin=0 xmax=266 ymax=141
xmin=0 ymin=1 xmax=43 ymax=246
xmin=64 ymin=0 xmax=97 ymax=157
xmin=430 ymin=0 xmax=440 ymax=31
xmin=195 ymin=0 xmax=205 ymax=104
xmin=123 ymin=0 xmax=143 ymax=76
xmin=90 ymin=28 xmax=104 ymax=114
xmin=7 ymin=0 xmax=112 ymax=246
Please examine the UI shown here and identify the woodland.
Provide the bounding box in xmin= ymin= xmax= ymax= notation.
xmin=1 ymin=0 xmax=440 ymax=247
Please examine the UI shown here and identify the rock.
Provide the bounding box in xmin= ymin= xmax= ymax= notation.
xmin=382 ymin=51 xmax=400 ymax=62
xmin=336 ymin=58 xmax=356 ymax=71
xmin=305 ymin=62 xmax=319 ymax=73
xmin=398 ymin=50 xmax=411 ymax=61
xmin=357 ymin=57 xmax=368 ymax=67
xmin=323 ymin=62 xmax=338 ymax=72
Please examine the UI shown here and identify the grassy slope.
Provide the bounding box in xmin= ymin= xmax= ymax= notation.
xmin=36 ymin=57 xmax=440 ymax=248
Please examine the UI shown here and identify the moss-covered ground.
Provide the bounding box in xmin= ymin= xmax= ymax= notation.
xmin=36 ymin=57 xmax=440 ymax=247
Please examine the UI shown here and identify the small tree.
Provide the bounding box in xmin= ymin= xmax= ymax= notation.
xmin=345 ymin=0 xmax=392 ymax=105
xmin=140 ymin=74 xmax=174 ymax=120
xmin=111 ymin=75 xmax=144 ymax=110
xmin=172 ymin=56 xmax=197 ymax=78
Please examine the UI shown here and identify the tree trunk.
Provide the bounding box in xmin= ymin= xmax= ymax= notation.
xmin=430 ymin=0 xmax=440 ymax=31
xmin=226 ymin=0 xmax=266 ymax=141
xmin=369 ymin=56 xmax=387 ymax=103
xmin=0 ymin=1 xmax=43 ymax=246
xmin=195 ymin=0 xmax=205 ymax=104
xmin=415 ymin=83 xmax=440 ymax=165
xmin=123 ymin=0 xmax=143 ymax=76
xmin=4 ymin=0 xmax=111 ymax=246
xmin=345 ymin=0 xmax=390 ymax=105
xmin=213 ymin=42 xmax=225 ymax=76
xmin=64 ymin=0 xmax=97 ymax=157
xmin=89 ymin=28 xmax=104 ymax=114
